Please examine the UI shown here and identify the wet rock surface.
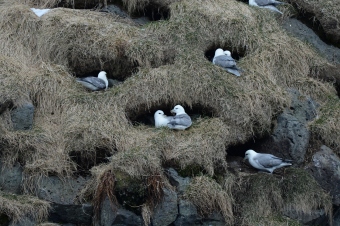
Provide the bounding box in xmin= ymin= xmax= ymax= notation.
xmin=254 ymin=89 xmax=317 ymax=164
xmin=10 ymin=102 xmax=34 ymax=130
xmin=282 ymin=18 xmax=340 ymax=64
xmin=0 ymin=162 xmax=23 ymax=194
xmin=306 ymin=145 xmax=340 ymax=205
xmin=37 ymin=176 xmax=89 ymax=205
xmin=99 ymin=196 xmax=143 ymax=226
xmin=151 ymin=188 xmax=178 ymax=226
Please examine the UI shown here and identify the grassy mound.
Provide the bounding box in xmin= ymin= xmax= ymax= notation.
xmin=0 ymin=0 xmax=339 ymax=224
xmin=0 ymin=191 xmax=50 ymax=223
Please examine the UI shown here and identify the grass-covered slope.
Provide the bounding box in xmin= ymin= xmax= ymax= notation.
xmin=0 ymin=0 xmax=338 ymax=224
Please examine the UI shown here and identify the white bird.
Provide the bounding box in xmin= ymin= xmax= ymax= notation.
xmin=213 ymin=48 xmax=241 ymax=77
xmin=154 ymin=110 xmax=173 ymax=128
xmin=244 ymin=149 xmax=292 ymax=173
xmin=249 ymin=0 xmax=286 ymax=14
xmin=167 ymin=105 xmax=192 ymax=130
xmin=30 ymin=8 xmax=51 ymax=17
xmin=76 ymin=71 xmax=108 ymax=91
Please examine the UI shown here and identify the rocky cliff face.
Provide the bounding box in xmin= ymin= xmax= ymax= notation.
xmin=0 ymin=0 xmax=339 ymax=225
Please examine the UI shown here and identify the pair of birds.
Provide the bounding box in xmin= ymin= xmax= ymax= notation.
xmin=244 ymin=149 xmax=293 ymax=173
xmin=249 ymin=0 xmax=286 ymax=14
xmin=213 ymin=48 xmax=242 ymax=76
xmin=154 ymin=105 xmax=192 ymax=130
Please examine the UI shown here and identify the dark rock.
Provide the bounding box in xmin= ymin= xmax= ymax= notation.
xmin=174 ymin=199 xmax=200 ymax=226
xmin=0 ymin=100 xmax=13 ymax=115
xmin=306 ymin=145 xmax=340 ymax=205
xmin=282 ymin=18 xmax=340 ymax=64
xmin=48 ymin=203 xmax=93 ymax=224
xmin=334 ymin=206 xmax=340 ymax=226
xmin=99 ymin=196 xmax=142 ymax=226
xmin=106 ymin=5 xmax=129 ymax=18
xmin=257 ymin=89 xmax=316 ymax=164
xmin=271 ymin=112 xmax=309 ymax=164
xmin=165 ymin=168 xmax=190 ymax=194
xmin=10 ymin=102 xmax=34 ymax=130
xmin=202 ymin=212 xmax=225 ymax=226
xmin=151 ymin=188 xmax=178 ymax=226
xmin=289 ymin=0 xmax=340 ymax=47
xmin=9 ymin=217 xmax=35 ymax=226
xmin=108 ymin=79 xmax=123 ymax=88
xmin=0 ymin=162 xmax=23 ymax=194
xmin=37 ymin=176 xmax=88 ymax=205
xmin=283 ymin=208 xmax=325 ymax=224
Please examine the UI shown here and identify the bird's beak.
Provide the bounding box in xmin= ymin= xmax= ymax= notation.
xmin=170 ymin=109 xmax=175 ymax=114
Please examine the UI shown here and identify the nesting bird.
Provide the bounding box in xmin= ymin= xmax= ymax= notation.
xmin=244 ymin=149 xmax=293 ymax=173
xmin=154 ymin=110 xmax=174 ymax=128
xmin=167 ymin=105 xmax=192 ymax=130
xmin=248 ymin=0 xmax=286 ymax=14
xmin=213 ymin=48 xmax=241 ymax=77
xmin=76 ymin=71 xmax=108 ymax=91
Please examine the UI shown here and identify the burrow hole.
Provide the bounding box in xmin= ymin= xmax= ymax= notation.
xmin=58 ymin=0 xmax=170 ymax=22
xmin=69 ymin=148 xmax=112 ymax=176
xmin=126 ymin=103 xmax=217 ymax=127
xmin=205 ymin=43 xmax=247 ymax=62
xmin=73 ymin=56 xmax=139 ymax=85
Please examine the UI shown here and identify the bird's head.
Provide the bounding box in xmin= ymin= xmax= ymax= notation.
xmin=244 ymin=149 xmax=256 ymax=160
xmin=214 ymin=48 xmax=224 ymax=57
xmin=223 ymin=50 xmax=231 ymax=56
xmin=170 ymin=105 xmax=185 ymax=115
xmin=154 ymin=110 xmax=165 ymax=118
xmin=98 ymin=71 xmax=108 ymax=89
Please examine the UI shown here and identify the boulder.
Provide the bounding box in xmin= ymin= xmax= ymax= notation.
xmin=37 ymin=176 xmax=93 ymax=225
xmin=283 ymin=208 xmax=325 ymax=224
xmin=48 ymin=203 xmax=93 ymax=225
xmin=306 ymin=145 xmax=340 ymax=205
xmin=37 ymin=176 xmax=88 ymax=205
xmin=165 ymin=168 xmax=190 ymax=194
xmin=9 ymin=217 xmax=35 ymax=226
xmin=10 ymin=102 xmax=34 ymax=130
xmin=151 ymin=188 xmax=178 ymax=226
xmin=334 ymin=206 xmax=340 ymax=226
xmin=256 ymin=89 xmax=316 ymax=164
xmin=99 ymin=196 xmax=143 ymax=226
xmin=174 ymin=199 xmax=200 ymax=226
xmin=0 ymin=162 xmax=23 ymax=194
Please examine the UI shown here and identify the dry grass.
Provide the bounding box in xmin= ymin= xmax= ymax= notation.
xmin=0 ymin=0 xmax=339 ymax=224
xmin=234 ymin=168 xmax=332 ymax=225
xmin=0 ymin=191 xmax=50 ymax=223
xmin=185 ymin=175 xmax=234 ymax=225
xmin=282 ymin=168 xmax=332 ymax=222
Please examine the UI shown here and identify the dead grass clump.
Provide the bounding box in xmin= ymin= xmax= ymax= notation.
xmin=93 ymin=170 xmax=118 ymax=221
xmin=159 ymin=118 xmax=229 ymax=176
xmin=0 ymin=191 xmax=50 ymax=223
xmin=310 ymin=96 xmax=340 ymax=155
xmin=185 ymin=175 xmax=234 ymax=225
xmin=235 ymin=173 xmax=283 ymax=225
xmin=37 ymin=8 xmax=140 ymax=77
xmin=282 ymin=168 xmax=332 ymax=221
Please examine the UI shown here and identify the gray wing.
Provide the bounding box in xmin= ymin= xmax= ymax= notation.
xmin=168 ymin=114 xmax=192 ymax=127
xmin=226 ymin=68 xmax=241 ymax=77
xmin=214 ymin=55 xmax=238 ymax=69
xmin=76 ymin=77 xmax=106 ymax=90
xmin=254 ymin=154 xmax=286 ymax=168
xmin=255 ymin=0 xmax=284 ymax=6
